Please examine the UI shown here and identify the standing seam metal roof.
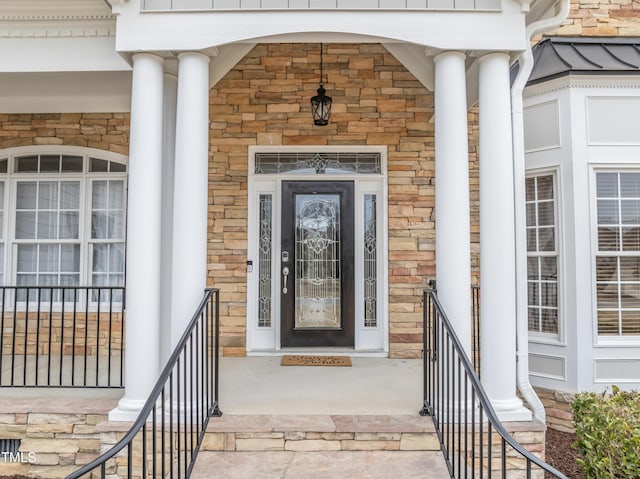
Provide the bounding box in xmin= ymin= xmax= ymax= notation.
xmin=528 ymin=36 xmax=640 ymax=85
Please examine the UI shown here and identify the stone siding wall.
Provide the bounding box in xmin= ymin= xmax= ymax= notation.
xmin=208 ymin=43 xmax=451 ymax=358
xmin=0 ymin=398 xmax=117 ymax=479
xmin=551 ymin=0 xmax=640 ymax=36
xmin=535 ymin=387 xmax=576 ymax=433
xmin=0 ymin=113 xmax=129 ymax=153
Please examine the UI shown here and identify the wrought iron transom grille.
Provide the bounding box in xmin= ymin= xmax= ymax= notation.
xmin=255 ymin=152 xmax=381 ymax=175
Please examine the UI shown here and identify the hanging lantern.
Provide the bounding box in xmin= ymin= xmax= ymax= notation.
xmin=310 ymin=43 xmax=332 ymax=126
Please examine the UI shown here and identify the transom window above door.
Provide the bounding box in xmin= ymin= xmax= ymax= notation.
xmin=0 ymin=149 xmax=127 ymax=290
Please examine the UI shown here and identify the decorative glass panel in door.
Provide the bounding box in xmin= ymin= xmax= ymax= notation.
xmin=281 ymin=181 xmax=354 ymax=347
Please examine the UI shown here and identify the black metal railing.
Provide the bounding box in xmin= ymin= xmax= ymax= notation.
xmin=421 ymin=284 xmax=568 ymax=479
xmin=471 ymin=284 xmax=480 ymax=377
xmin=67 ymin=288 xmax=221 ymax=479
xmin=0 ymin=285 xmax=125 ymax=388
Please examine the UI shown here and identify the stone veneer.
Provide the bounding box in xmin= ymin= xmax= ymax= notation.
xmin=553 ymin=0 xmax=640 ymax=36
xmin=0 ymin=398 xmax=118 ymax=479
xmin=0 ymin=113 xmax=129 ymax=153
xmin=208 ymin=43 xmax=480 ymax=358
xmin=535 ymin=387 xmax=576 ymax=433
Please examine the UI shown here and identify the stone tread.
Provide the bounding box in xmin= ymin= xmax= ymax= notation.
xmin=204 ymin=414 xmax=437 ymax=433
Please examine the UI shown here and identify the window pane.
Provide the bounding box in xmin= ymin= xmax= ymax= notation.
xmin=38 ymin=244 xmax=59 ymax=272
xmin=108 ymin=212 xmax=124 ymax=239
xmin=15 ymin=156 xmax=38 ymax=173
xmin=38 ymin=182 xmax=58 ymax=209
xmin=526 ymin=204 xmax=535 ymax=227
xmin=541 ymin=309 xmax=558 ymax=333
xmin=597 ymin=283 xmax=619 ymax=308
xmin=541 ymin=283 xmax=558 ymax=308
xmin=528 ymin=308 xmax=539 ymax=331
xmin=40 ymin=155 xmax=60 ymax=172
xmin=597 ymin=310 xmax=619 ymax=335
xmin=92 ymin=212 xmax=108 ymax=239
xmin=60 ymin=274 xmax=79 ymax=286
xmin=541 ymin=257 xmax=557 ymax=279
xmin=109 ymin=243 xmax=125 ymax=273
xmin=527 ymin=228 xmax=537 ymax=252
xmin=621 ymin=200 xmax=640 ymax=225
xmin=92 ymin=181 xmax=108 ymax=209
xmin=0 ymin=159 xmax=7 ymax=173
xmin=598 ymin=227 xmax=619 ymax=251
xmin=528 ymin=282 xmax=538 ymax=305
xmin=17 ymin=245 xmax=37 ymax=272
xmin=110 ymin=162 xmax=126 ymax=173
xmin=37 ymin=212 xmax=58 ymax=239
xmin=538 ymin=201 xmax=554 ymax=226
xmin=525 ymin=178 xmax=536 ymax=201
xmin=16 ymin=274 xmax=37 ymax=287
xmin=93 ymin=243 xmax=108 ymax=273
xmin=620 ymin=173 xmax=640 ymax=198
xmin=597 ymin=200 xmax=618 ymax=224
xmin=60 ymin=182 xmax=80 ymax=209
xmin=60 ymin=244 xmax=80 ymax=272
xmin=109 ymin=181 xmax=124 ymax=209
xmin=16 ymin=182 xmax=37 ymax=209
xmin=620 ymin=283 xmax=640 ymax=308
xmin=597 ymin=172 xmax=618 ymax=197
xmin=59 ymin=212 xmax=79 ymax=239
xmin=527 ymin=257 xmax=538 ymax=280
xmin=61 ymin=155 xmax=83 ymax=172
xmin=15 ymin=211 xmax=36 ymax=239
xmin=90 ymin=158 xmax=109 ymax=172
xmin=538 ymin=227 xmax=555 ymax=251
xmin=537 ymin=176 xmax=553 ymax=200
xmin=622 ymin=227 xmax=640 ymax=251
xmin=621 ymin=310 xmax=640 ymax=335
xmin=596 ymin=257 xmax=618 ymax=281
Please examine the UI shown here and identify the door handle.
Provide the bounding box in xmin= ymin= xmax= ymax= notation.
xmin=282 ymin=266 xmax=290 ymax=294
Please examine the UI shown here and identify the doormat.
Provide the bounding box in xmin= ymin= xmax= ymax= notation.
xmin=281 ymin=355 xmax=352 ymax=367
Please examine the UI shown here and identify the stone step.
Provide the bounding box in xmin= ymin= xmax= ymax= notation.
xmin=201 ymin=414 xmax=440 ymax=452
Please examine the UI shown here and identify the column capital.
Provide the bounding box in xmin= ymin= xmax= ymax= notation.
xmin=177 ymin=51 xmax=212 ymax=64
xmin=477 ymin=51 xmax=510 ymax=65
xmin=131 ymin=52 xmax=164 ymax=64
xmin=433 ymin=50 xmax=466 ymax=63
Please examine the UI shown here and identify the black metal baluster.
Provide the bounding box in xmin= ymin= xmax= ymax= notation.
xmin=59 ymin=288 xmax=66 ymax=386
xmin=11 ymin=287 xmax=17 ymax=385
xmin=0 ymin=288 xmax=5 ymax=386
xmin=108 ymin=287 xmax=113 ymax=387
xmin=71 ymin=288 xmax=78 ymax=386
xmin=96 ymin=287 xmax=102 ymax=386
xmin=83 ymin=287 xmax=89 ymax=386
xmin=23 ymin=287 xmax=31 ymax=386
xmin=35 ymin=287 xmax=42 ymax=385
xmin=47 ymin=287 xmax=54 ymax=386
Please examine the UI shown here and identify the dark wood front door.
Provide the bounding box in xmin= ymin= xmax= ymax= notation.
xmin=280 ymin=181 xmax=354 ymax=347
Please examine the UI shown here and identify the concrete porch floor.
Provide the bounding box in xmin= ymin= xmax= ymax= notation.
xmin=219 ymin=356 xmax=423 ymax=415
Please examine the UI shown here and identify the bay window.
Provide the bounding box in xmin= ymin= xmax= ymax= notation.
xmin=595 ymin=171 xmax=640 ymax=337
xmin=526 ymin=173 xmax=559 ymax=336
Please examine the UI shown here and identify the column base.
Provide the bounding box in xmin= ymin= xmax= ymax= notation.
xmin=109 ymin=397 xmax=147 ymax=421
xmin=492 ymin=397 xmax=532 ymax=422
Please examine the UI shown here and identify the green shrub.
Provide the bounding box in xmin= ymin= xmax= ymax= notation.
xmin=571 ymin=386 xmax=640 ymax=479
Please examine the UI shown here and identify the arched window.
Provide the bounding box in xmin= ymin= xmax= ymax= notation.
xmin=0 ymin=148 xmax=127 ymax=290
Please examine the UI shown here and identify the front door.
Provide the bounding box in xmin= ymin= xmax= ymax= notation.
xmin=280 ymin=181 xmax=355 ymax=347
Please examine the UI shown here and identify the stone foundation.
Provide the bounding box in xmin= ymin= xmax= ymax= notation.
xmin=535 ymin=387 xmax=575 ymax=433
xmin=0 ymin=398 xmax=118 ymax=478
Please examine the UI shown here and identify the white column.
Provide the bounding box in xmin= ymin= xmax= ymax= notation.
xmin=434 ymin=51 xmax=472 ymax=355
xmin=160 ymin=61 xmax=178 ymax=363
xmin=111 ymin=53 xmax=164 ymax=420
xmin=478 ymin=53 xmax=530 ymax=421
xmin=171 ymin=52 xmax=211 ymax=343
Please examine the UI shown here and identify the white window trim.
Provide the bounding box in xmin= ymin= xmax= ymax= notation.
xmin=590 ymin=165 xmax=640 ymax=347
xmin=526 ymin=168 xmax=565 ymax=345
xmin=246 ymin=145 xmax=389 ymax=355
xmin=0 ymin=146 xmax=128 ymax=293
